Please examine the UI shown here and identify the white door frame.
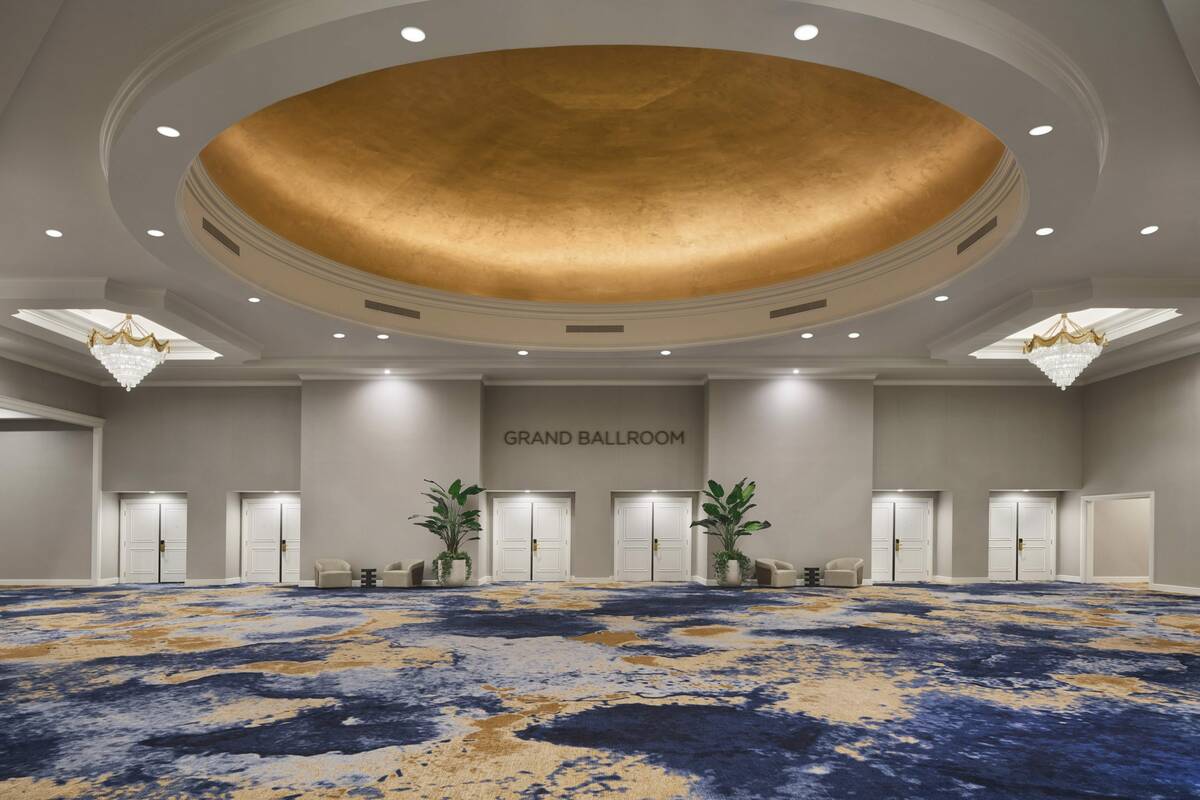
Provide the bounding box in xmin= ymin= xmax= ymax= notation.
xmin=490 ymin=494 xmax=572 ymax=582
xmin=1079 ymin=492 xmax=1154 ymax=585
xmin=870 ymin=497 xmax=933 ymax=582
xmin=612 ymin=495 xmax=694 ymax=582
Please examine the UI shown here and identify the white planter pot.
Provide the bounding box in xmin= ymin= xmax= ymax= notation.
xmin=717 ymin=560 xmax=742 ymax=587
xmin=440 ymin=558 xmax=468 ymax=587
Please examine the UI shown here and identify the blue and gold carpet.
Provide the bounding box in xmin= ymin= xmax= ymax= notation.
xmin=1 ymin=582 xmax=1198 ymax=799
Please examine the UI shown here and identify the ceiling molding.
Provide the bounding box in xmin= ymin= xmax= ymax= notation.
xmin=483 ymin=379 xmax=707 ymax=387
xmin=0 ymin=393 xmax=105 ymax=428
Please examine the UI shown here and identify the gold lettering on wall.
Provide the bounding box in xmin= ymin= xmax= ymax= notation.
xmin=503 ymin=430 xmax=685 ymax=446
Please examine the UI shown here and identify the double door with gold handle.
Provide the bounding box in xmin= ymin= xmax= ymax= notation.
xmin=492 ymin=496 xmax=571 ymax=582
xmin=613 ymin=497 xmax=692 ymax=582
xmin=870 ymin=498 xmax=932 ymax=583
xmin=120 ymin=498 xmax=187 ymax=584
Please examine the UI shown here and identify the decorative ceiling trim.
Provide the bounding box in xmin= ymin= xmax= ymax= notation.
xmin=0 ymin=393 xmax=105 ymax=428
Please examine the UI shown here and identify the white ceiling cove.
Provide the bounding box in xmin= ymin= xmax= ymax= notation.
xmin=0 ymin=0 xmax=1198 ymax=387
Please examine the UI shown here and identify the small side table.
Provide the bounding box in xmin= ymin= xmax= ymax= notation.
xmin=360 ymin=567 xmax=378 ymax=588
xmin=803 ymin=567 xmax=822 ymax=587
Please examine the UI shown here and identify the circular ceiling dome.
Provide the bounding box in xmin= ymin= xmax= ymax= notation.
xmin=199 ymin=45 xmax=1004 ymax=304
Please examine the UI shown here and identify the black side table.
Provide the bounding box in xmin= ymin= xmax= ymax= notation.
xmin=803 ymin=567 xmax=822 ymax=587
xmin=360 ymin=567 xmax=378 ymax=588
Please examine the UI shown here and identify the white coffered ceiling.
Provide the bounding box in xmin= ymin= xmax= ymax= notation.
xmin=0 ymin=0 xmax=1198 ymax=387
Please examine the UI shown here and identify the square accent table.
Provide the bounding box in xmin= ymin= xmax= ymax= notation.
xmin=360 ymin=568 xmax=378 ymax=588
xmin=803 ymin=567 xmax=822 ymax=587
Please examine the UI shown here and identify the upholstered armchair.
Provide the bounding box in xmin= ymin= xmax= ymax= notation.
xmin=381 ymin=560 xmax=425 ymax=588
xmin=314 ymin=558 xmax=352 ymax=588
xmin=824 ymin=557 xmax=864 ymax=587
xmin=755 ymin=559 xmax=797 ymax=588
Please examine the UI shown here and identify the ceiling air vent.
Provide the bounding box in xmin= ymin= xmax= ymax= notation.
xmin=565 ymin=324 xmax=624 ymax=333
xmin=364 ymin=299 xmax=421 ymax=320
xmin=201 ymin=218 xmax=240 ymax=256
xmin=769 ymin=299 xmax=827 ymax=320
xmin=956 ymin=216 xmax=997 ymax=255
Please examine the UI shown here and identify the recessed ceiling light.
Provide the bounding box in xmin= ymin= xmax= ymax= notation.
xmin=1028 ymin=124 xmax=1053 ymax=136
xmin=401 ymin=26 xmax=426 ymax=42
xmin=659 ymin=349 xmax=672 ymax=356
xmin=384 ymin=368 xmax=391 ymax=375
xmin=247 ymin=296 xmax=261 ymax=303
xmin=934 ymin=295 xmax=950 ymax=302
xmin=800 ymin=332 xmax=814 ymax=339
xmin=146 ymin=229 xmax=165 ymax=238
xmin=156 ymin=125 xmax=180 ymax=138
xmin=847 ymin=332 xmax=861 ymax=339
xmin=792 ymin=368 xmax=800 ymax=374
xmin=1035 ymin=227 xmax=1054 ymax=236
xmin=332 ymin=332 xmax=346 ymax=339
xmin=1140 ymin=225 xmax=1159 ymax=235
xmin=376 ymin=333 xmax=390 ymax=340
xmin=517 ymin=349 xmax=529 ymax=356
xmin=44 ymin=228 xmax=63 ymax=238
xmin=793 ymin=24 xmax=819 ymax=41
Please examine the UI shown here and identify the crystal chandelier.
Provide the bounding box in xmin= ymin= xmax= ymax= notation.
xmin=1023 ymin=313 xmax=1106 ymax=390
xmin=87 ymin=314 xmax=170 ymax=391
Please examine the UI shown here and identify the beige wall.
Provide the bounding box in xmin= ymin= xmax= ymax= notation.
xmin=301 ymin=380 xmax=482 ymax=581
xmin=482 ymin=385 xmax=704 ymax=578
xmin=0 ymin=428 xmax=94 ymax=580
xmin=874 ymin=386 xmax=1082 ymax=578
xmin=1079 ymin=353 xmax=1199 ymax=588
xmin=1091 ymin=496 xmax=1151 ymax=578
xmin=707 ymin=379 xmax=875 ymax=574
xmin=0 ymin=356 xmax=99 ymax=417
xmin=101 ymin=387 xmax=301 ymax=581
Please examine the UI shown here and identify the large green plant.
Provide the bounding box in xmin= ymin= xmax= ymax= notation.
xmin=409 ymin=478 xmax=485 ymax=582
xmin=690 ymin=478 xmax=772 ymax=580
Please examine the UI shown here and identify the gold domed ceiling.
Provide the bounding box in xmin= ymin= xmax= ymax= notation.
xmin=200 ymin=46 xmax=1005 ymax=304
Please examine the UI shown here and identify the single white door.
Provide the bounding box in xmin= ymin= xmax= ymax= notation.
xmin=893 ymin=500 xmax=931 ymax=582
xmin=281 ymin=501 xmax=302 ymax=583
xmin=1018 ymin=500 xmax=1055 ymax=581
xmin=122 ymin=501 xmax=161 ymax=583
xmin=988 ymin=500 xmax=1018 ymax=580
xmin=652 ymin=498 xmax=691 ymax=582
xmin=243 ymin=500 xmax=282 ymax=583
xmin=159 ymin=503 xmax=188 ymax=583
xmin=615 ymin=500 xmax=653 ymax=581
xmin=494 ymin=499 xmax=534 ymax=581
xmin=532 ymin=499 xmax=571 ymax=581
xmin=870 ymin=501 xmax=894 ymax=582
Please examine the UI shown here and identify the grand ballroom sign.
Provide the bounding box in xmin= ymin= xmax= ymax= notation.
xmin=503 ymin=429 xmax=686 ymax=446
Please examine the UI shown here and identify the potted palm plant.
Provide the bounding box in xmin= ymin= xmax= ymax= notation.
xmin=409 ymin=478 xmax=484 ymax=587
xmin=691 ymin=478 xmax=771 ymax=587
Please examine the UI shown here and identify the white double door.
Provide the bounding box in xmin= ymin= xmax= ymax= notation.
xmin=493 ymin=497 xmax=571 ymax=581
xmin=613 ymin=497 xmax=692 ymax=582
xmin=870 ymin=498 xmax=932 ymax=582
xmin=121 ymin=498 xmax=187 ymax=583
xmin=989 ymin=498 xmax=1055 ymax=581
xmin=242 ymin=498 xmax=302 ymax=583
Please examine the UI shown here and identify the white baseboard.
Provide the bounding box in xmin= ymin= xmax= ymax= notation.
xmin=0 ymin=578 xmax=93 ymax=586
xmin=932 ymin=575 xmax=992 ymax=585
xmin=184 ymin=577 xmax=243 ymax=587
xmin=1092 ymin=575 xmax=1149 ymax=584
xmin=861 ymin=578 xmax=874 ymax=586
xmin=570 ymin=576 xmax=615 ymax=583
xmin=299 ymin=579 xmax=315 ymax=587
xmin=94 ymin=576 xmax=119 ymax=586
xmin=1056 ymin=574 xmax=1082 ymax=583
xmin=692 ymin=574 xmax=715 ymax=586
xmin=1149 ymin=582 xmax=1200 ymax=596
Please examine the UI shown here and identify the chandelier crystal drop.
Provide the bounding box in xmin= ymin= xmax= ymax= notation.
xmin=87 ymin=314 xmax=170 ymax=391
xmin=1023 ymin=313 xmax=1106 ymax=390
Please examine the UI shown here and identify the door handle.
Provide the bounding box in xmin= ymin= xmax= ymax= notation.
xmin=653 ymin=538 xmax=659 ymax=553
xmin=1017 ymin=538 xmax=1024 ymax=552
xmin=281 ymin=540 xmax=287 ymax=553
xmin=158 ymin=540 xmax=165 ymax=553
xmin=532 ymin=539 xmax=538 ymax=552
xmin=894 ymin=538 xmax=900 ymax=552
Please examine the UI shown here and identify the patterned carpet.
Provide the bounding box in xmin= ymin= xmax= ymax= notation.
xmin=1 ymin=582 xmax=1198 ymax=799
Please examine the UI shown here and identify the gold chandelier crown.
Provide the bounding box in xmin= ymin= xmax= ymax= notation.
xmin=86 ymin=314 xmax=171 ymax=353
xmin=1022 ymin=313 xmax=1106 ymax=354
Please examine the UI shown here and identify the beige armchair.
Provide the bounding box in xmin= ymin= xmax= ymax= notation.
xmin=824 ymin=557 xmax=864 ymax=587
xmin=381 ymin=560 xmax=424 ymax=588
xmin=314 ymin=558 xmax=352 ymax=588
xmin=755 ymin=559 xmax=797 ymax=588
